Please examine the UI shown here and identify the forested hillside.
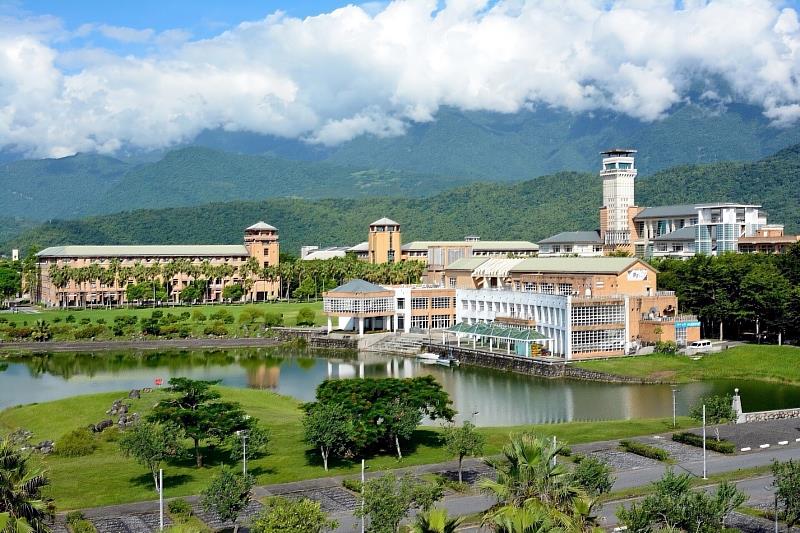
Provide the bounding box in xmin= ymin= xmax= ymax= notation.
xmin=7 ymin=142 xmax=800 ymax=256
xmin=0 ymin=146 xmax=472 ymax=221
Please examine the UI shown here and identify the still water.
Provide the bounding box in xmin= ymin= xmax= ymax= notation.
xmin=1 ymin=348 xmax=799 ymax=426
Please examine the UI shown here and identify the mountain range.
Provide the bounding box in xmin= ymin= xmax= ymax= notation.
xmin=7 ymin=143 xmax=800 ymax=257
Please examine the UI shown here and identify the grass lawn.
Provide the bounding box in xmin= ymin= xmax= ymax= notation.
xmin=575 ymin=345 xmax=800 ymax=385
xmin=0 ymin=387 xmax=693 ymax=510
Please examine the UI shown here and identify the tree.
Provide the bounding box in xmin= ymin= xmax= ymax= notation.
xmin=305 ymin=377 xmax=454 ymax=457
xmin=222 ymin=284 xmax=245 ymax=301
xmin=412 ymin=508 xmax=463 ymax=533
xmin=149 ymin=378 xmax=250 ymax=467
xmin=479 ymin=433 xmax=598 ymax=532
xmin=119 ymin=422 xmax=184 ymax=491
xmin=442 ymin=421 xmax=485 ymax=484
xmin=617 ymin=469 xmax=746 ymax=532
xmin=0 ymin=438 xmax=53 ymax=533
xmin=383 ymin=399 xmax=422 ymax=460
xmin=296 ymin=307 xmax=316 ymax=326
xmin=303 ymin=402 xmax=356 ymax=471
xmin=201 ymin=466 xmax=254 ymax=533
xmin=180 ymin=280 xmax=207 ymax=303
xmin=355 ymin=473 xmax=443 ymax=533
xmin=772 ymin=459 xmax=800 ymax=528
xmin=689 ymin=394 xmax=735 ymax=441
xmin=225 ymin=422 xmax=270 ymax=463
xmin=250 ymin=497 xmax=338 ymax=533
xmin=0 ymin=263 xmax=21 ymax=304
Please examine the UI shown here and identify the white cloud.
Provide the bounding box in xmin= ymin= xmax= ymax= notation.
xmin=1 ymin=0 xmax=800 ymax=157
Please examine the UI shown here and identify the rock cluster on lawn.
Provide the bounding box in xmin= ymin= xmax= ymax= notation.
xmin=31 ymin=440 xmax=54 ymax=454
xmin=88 ymin=419 xmax=114 ymax=433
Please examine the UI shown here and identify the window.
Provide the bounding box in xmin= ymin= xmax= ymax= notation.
xmin=593 ymin=246 xmax=603 ymax=253
xmin=410 ymin=315 xmax=429 ymax=330
xmin=449 ymin=277 xmax=456 ymax=288
xmin=595 ymin=280 xmax=605 ymax=288
xmin=411 ymin=297 xmax=428 ymax=309
xmin=552 ymin=245 xmax=561 ymax=253
xmin=523 ymin=282 xmax=536 ymax=292
xmin=558 ymin=283 xmax=573 ymax=296
xmin=478 ymin=301 xmax=485 ymax=311
xmin=571 ymin=304 xmax=625 ymax=325
xmin=431 ymin=297 xmax=451 ymax=309
xmin=571 ymin=328 xmax=626 ymax=354
xmin=462 ymin=300 xmax=469 ymax=309
xmin=396 ymin=298 xmax=405 ymax=310
xmin=563 ymin=246 xmax=573 ymax=253
xmin=431 ymin=315 xmax=452 ymax=329
xmin=514 ymin=281 xmax=521 ymax=291
xmin=672 ymin=243 xmax=684 ymax=252
xmin=541 ymin=283 xmax=555 ymax=295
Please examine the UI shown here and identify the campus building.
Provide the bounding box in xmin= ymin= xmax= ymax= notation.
xmin=323 ymin=256 xmax=700 ymax=359
xmin=35 ymin=222 xmax=280 ymax=307
xmin=539 ymin=150 xmax=798 ymax=259
xmin=302 ymin=218 xmax=538 ymax=284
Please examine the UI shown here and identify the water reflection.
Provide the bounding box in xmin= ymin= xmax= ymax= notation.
xmin=2 ymin=348 xmax=799 ymax=426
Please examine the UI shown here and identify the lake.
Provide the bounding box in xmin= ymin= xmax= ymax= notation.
xmin=1 ymin=347 xmax=798 ymax=426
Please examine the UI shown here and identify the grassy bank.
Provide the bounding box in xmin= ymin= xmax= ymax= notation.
xmin=0 ymin=387 xmax=692 ymax=510
xmin=575 ymin=345 xmax=800 ymax=385
xmin=0 ymin=301 xmax=324 ymax=343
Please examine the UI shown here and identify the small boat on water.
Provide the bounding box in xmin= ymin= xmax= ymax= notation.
xmin=435 ymin=358 xmax=460 ymax=367
xmin=417 ymin=352 xmax=440 ymax=361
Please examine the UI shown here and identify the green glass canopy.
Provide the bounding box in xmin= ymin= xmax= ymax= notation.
xmin=447 ymin=322 xmax=547 ymax=342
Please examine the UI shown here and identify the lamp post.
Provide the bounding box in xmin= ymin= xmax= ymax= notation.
xmin=672 ymin=387 xmax=680 ymax=428
xmin=158 ymin=468 xmax=164 ymax=531
xmin=235 ymin=430 xmax=249 ymax=476
xmin=361 ymin=459 xmax=366 ymax=533
xmin=702 ymin=404 xmax=707 ymax=479
xmin=765 ymin=485 xmax=779 ymax=533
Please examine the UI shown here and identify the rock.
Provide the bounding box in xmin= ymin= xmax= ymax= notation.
xmin=89 ymin=419 xmax=114 ymax=433
xmin=8 ymin=428 xmax=32 ymax=445
xmin=32 ymin=440 xmax=54 ymax=454
xmin=128 ymin=389 xmax=141 ymax=399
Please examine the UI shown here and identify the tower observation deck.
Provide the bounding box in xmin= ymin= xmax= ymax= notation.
xmin=600 ymin=149 xmax=637 ymax=246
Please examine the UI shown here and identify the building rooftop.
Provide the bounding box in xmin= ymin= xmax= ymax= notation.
xmin=246 ymin=221 xmax=277 ymax=231
xmin=634 ymin=204 xmax=702 ymax=219
xmin=601 ymin=148 xmax=637 ymax=156
xmin=37 ymin=245 xmax=250 ymax=258
xmin=301 ymin=247 xmax=350 ymax=260
xmin=538 ymin=231 xmax=602 ymax=244
xmin=473 ymin=258 xmax=525 ymax=277
xmin=329 ymin=279 xmax=388 ymax=294
xmin=347 ymin=242 xmax=369 ymax=252
xmin=444 ymin=257 xmax=490 ymax=271
xmin=370 ymin=217 xmax=399 ymax=226
xmin=509 ymin=257 xmax=645 ymax=274
xmin=653 ymin=226 xmax=696 ymax=242
xmin=402 ymin=240 xmax=538 ymax=252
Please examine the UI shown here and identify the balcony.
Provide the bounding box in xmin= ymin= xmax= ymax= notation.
xmin=640 ymin=313 xmax=698 ymax=323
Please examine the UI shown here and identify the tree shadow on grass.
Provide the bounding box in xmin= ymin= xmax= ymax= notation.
xmin=129 ymin=472 xmax=193 ymax=490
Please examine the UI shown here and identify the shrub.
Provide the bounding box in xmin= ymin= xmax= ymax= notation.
xmin=6 ymin=327 xmax=32 ymax=339
xmin=114 ymin=315 xmax=138 ymax=326
xmin=0 ymin=317 xmax=7 ymax=324
xmin=654 ymin=340 xmax=678 ymax=354
xmin=210 ymin=309 xmax=232 ymax=321
xmin=159 ymin=324 xmax=180 ymax=336
xmin=66 ymin=511 xmax=85 ymax=525
xmin=53 ymin=317 xmax=62 ymax=323
xmin=179 ymin=311 xmax=191 ymax=321
xmin=140 ymin=317 xmax=161 ymax=336
xmin=112 ymin=324 xmax=125 ymax=337
xmin=619 ymin=440 xmax=669 ymax=461
xmin=51 ymin=324 xmax=74 ymax=336
xmin=69 ymin=520 xmax=97 ymax=533
xmin=296 ymin=307 xmax=316 ymax=326
xmin=79 ymin=318 xmax=91 ymax=325
xmin=222 ymin=284 xmax=245 ymax=301
xmin=672 ymin=432 xmax=735 ymax=454
xmin=571 ymin=455 xmax=615 ymax=496
xmin=168 ymin=498 xmax=193 ymax=520
xmin=191 ymin=310 xmax=207 ymax=322
xmin=73 ymin=324 xmax=106 ymax=339
xmin=342 ymin=478 xmax=363 ymax=493
xmin=178 ymin=325 xmax=191 ymax=338
xmin=65 ymin=314 xmax=76 ymax=323
xmin=95 ymin=318 xmax=106 ymax=325
xmin=203 ymin=323 xmax=228 ymax=336
xmin=264 ymin=312 xmax=284 ymax=328
xmin=101 ymin=427 xmax=122 ymax=442
xmin=58 ymin=428 xmax=97 ymax=457
xmin=238 ymin=307 xmax=265 ymax=325
xmin=151 ymin=310 xmax=164 ymax=319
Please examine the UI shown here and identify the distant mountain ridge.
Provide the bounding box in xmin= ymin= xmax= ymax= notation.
xmin=7 ymin=143 xmax=800 ymax=256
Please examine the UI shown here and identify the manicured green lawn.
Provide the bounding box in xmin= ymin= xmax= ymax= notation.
xmin=0 ymin=388 xmax=693 ymax=510
xmin=575 ymin=345 xmax=800 ymax=385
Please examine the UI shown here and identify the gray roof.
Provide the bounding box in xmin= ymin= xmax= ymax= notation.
xmin=634 ymin=204 xmax=701 ymax=219
xmin=653 ymin=226 xmax=697 ymax=241
xmin=402 ymin=240 xmax=538 ymax=252
xmin=347 ymin=242 xmax=369 ymax=252
xmin=246 ymin=221 xmax=277 ymax=231
xmin=37 ymin=245 xmax=249 ymax=258
xmin=446 ymin=257 xmax=490 ymax=270
xmin=329 ymin=279 xmax=388 ymax=294
xmin=510 ymin=257 xmax=645 ymax=274
xmin=370 ymin=217 xmax=399 ymax=226
xmin=538 ymin=231 xmax=602 ymax=244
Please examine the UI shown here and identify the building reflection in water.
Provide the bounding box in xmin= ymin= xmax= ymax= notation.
xmin=247 ymin=364 xmax=281 ymax=390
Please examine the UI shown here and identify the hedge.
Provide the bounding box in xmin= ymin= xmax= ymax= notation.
xmin=619 ymin=439 xmax=670 ymax=461
xmin=672 ymin=432 xmax=735 ymax=454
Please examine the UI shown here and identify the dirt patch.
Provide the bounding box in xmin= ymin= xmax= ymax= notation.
xmin=648 ymin=370 xmax=677 ymax=380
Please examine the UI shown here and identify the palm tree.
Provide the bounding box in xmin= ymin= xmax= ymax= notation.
xmin=31 ymin=321 xmax=51 ymax=343
xmin=0 ymin=438 xmax=53 ymax=532
xmin=412 ymin=508 xmax=463 ymax=533
xmin=481 ymin=504 xmax=555 ymax=533
xmin=478 ymin=433 xmax=599 ymax=532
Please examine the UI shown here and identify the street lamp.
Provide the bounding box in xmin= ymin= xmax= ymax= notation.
xmin=766 ymin=485 xmax=779 ymax=533
xmin=235 ymin=429 xmax=249 ymax=476
xmin=702 ymin=404 xmax=707 ymax=479
xmin=671 ymin=387 xmax=680 ymax=428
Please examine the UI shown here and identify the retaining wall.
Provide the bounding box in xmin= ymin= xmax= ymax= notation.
xmin=273 ymin=328 xmax=358 ymax=350
xmin=421 ymin=343 xmax=661 ymax=383
xmin=743 ymin=407 xmax=800 ymax=423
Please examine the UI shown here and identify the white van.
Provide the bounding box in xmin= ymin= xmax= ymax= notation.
xmin=688 ymin=340 xmax=713 ymax=353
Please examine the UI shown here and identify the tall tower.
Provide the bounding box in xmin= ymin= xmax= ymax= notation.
xmin=244 ymin=221 xmax=279 ymax=268
xmin=599 ymin=149 xmax=637 ymax=248
xmin=367 ymin=218 xmax=402 ymax=264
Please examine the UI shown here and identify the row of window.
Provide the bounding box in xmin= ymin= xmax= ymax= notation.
xmin=409 ymin=314 xmax=454 ymax=330
xmin=324 ymin=297 xmax=394 ymax=313
xmin=571 ymin=304 xmax=625 ymax=326
xmin=571 ymin=329 xmax=626 ymax=353
xmin=407 ymin=297 xmax=456 ymax=310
